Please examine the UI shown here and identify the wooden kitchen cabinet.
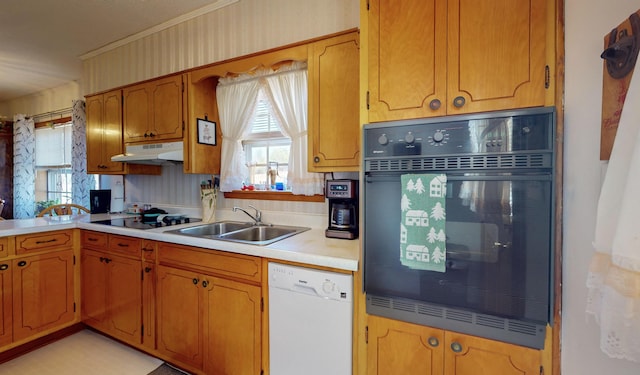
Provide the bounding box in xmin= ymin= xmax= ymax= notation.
xmin=123 ymin=74 xmax=184 ymax=143
xmin=81 ymin=231 xmax=143 ymax=346
xmin=367 ymin=315 xmax=541 ymax=375
xmin=156 ymin=244 xmax=262 ymax=375
xmin=0 ymin=239 xmax=11 ymax=348
xmin=86 ymin=91 xmax=160 ymax=175
xmin=86 ymin=90 xmax=126 ymax=174
xmin=307 ymin=30 xmax=361 ymax=171
xmin=12 ymin=250 xmax=75 ymax=342
xmin=366 ymin=0 xmax=548 ymax=122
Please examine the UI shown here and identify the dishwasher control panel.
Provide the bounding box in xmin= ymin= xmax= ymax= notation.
xmin=268 ymin=262 xmax=353 ymax=302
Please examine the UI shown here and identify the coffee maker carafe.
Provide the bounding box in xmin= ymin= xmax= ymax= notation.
xmin=326 ymin=180 xmax=358 ymax=239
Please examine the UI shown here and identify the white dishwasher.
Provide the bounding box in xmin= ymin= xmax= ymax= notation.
xmin=268 ymin=262 xmax=353 ymax=375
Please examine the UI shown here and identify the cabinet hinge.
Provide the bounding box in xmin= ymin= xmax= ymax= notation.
xmin=365 ymin=325 xmax=369 ymax=344
xmin=73 ymin=302 xmax=76 ymax=313
xmin=141 ymin=269 xmax=144 ymax=281
xmin=73 ymin=255 xmax=76 ymax=265
xmin=366 ymin=91 xmax=370 ymax=110
xmin=545 ymin=65 xmax=550 ymax=89
xmin=366 ymin=0 xmax=370 ymax=11
xmin=182 ymin=81 xmax=185 ymax=93
xmin=261 ymin=298 xmax=264 ymax=312
xmin=141 ymin=324 xmax=144 ymax=336
xmin=540 ymin=365 xmax=544 ymax=375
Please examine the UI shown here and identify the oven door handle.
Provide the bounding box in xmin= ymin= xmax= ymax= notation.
xmin=366 ymin=173 xmax=552 ymax=182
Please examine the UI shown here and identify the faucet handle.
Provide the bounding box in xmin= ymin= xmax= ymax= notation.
xmin=248 ymin=205 xmax=261 ymax=222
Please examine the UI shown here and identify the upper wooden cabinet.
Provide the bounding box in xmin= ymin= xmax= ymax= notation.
xmin=308 ymin=30 xmax=361 ymax=171
xmin=123 ymin=74 xmax=185 ymax=143
xmin=86 ymin=90 xmax=126 ymax=174
xmin=367 ymin=0 xmax=548 ymax=122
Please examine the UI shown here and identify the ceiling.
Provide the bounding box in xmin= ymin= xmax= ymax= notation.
xmin=0 ymin=0 xmax=231 ymax=103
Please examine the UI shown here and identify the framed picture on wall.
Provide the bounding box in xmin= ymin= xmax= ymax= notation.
xmin=197 ymin=118 xmax=216 ymax=145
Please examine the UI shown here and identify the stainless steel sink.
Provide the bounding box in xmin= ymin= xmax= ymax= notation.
xmin=165 ymin=221 xmax=310 ymax=245
xmin=165 ymin=221 xmax=253 ymax=238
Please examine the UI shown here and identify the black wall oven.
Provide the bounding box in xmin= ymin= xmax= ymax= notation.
xmin=363 ymin=107 xmax=555 ymax=349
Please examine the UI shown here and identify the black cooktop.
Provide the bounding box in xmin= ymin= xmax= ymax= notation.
xmin=92 ymin=216 xmax=200 ymax=230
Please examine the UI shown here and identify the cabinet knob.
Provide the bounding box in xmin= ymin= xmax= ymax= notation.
xmin=104 ymin=258 xmax=112 ymax=264
xmin=429 ymin=99 xmax=441 ymax=110
xmin=427 ymin=336 xmax=439 ymax=347
xmin=450 ymin=341 xmax=463 ymax=353
xmin=314 ymin=156 xmax=320 ymax=163
xmin=17 ymin=260 xmax=27 ymax=267
xmin=452 ymin=96 xmax=466 ymax=108
xmin=144 ymin=267 xmax=152 ymax=273
xmin=202 ymin=280 xmax=209 ymax=288
xmin=0 ymin=264 xmax=8 ymax=271
xmin=192 ymin=278 xmax=199 ymax=285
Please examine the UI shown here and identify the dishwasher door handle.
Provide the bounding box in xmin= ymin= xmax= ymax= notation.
xmin=291 ymin=284 xmax=320 ymax=296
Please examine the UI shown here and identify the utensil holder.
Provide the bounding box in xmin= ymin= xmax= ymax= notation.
xmin=201 ymin=188 xmax=217 ymax=223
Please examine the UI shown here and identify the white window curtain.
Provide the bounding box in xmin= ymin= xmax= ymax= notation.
xmin=216 ymin=77 xmax=261 ymax=192
xmin=12 ymin=114 xmax=35 ymax=218
xmin=264 ymin=61 xmax=324 ymax=196
xmin=216 ymin=61 xmax=324 ymax=195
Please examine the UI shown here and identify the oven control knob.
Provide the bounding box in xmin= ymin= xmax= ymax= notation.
xmin=404 ymin=132 xmax=415 ymax=144
xmin=378 ymin=134 xmax=389 ymax=145
xmin=432 ymin=130 xmax=445 ymax=143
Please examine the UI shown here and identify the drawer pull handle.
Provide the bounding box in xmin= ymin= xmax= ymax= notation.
xmin=142 ymin=248 xmax=154 ymax=252
xmin=35 ymin=239 xmax=57 ymax=244
xmin=450 ymin=342 xmax=463 ymax=353
xmin=88 ymin=238 xmax=98 ymax=242
xmin=117 ymin=243 xmax=129 ymax=248
xmin=0 ymin=264 xmax=8 ymax=271
xmin=17 ymin=261 xmax=27 ymax=267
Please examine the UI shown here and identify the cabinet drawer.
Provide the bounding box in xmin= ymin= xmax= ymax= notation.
xmin=81 ymin=231 xmax=108 ymax=249
xmin=158 ymin=243 xmax=261 ymax=283
xmin=109 ymin=235 xmax=142 ymax=257
xmin=16 ymin=230 xmax=73 ymax=255
xmin=0 ymin=237 xmax=8 ymax=258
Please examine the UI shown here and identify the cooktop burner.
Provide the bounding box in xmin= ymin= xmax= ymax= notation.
xmin=92 ymin=216 xmax=201 ymax=230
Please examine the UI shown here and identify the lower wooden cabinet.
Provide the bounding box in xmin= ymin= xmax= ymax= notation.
xmin=156 ymin=244 xmax=263 ymax=375
xmin=82 ymin=249 xmax=142 ymax=344
xmin=0 ymin=257 xmax=11 ymax=348
xmin=367 ymin=315 xmax=542 ymax=375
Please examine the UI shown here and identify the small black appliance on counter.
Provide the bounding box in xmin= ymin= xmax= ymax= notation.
xmin=325 ymin=179 xmax=358 ymax=240
xmin=90 ymin=190 xmax=111 ymax=214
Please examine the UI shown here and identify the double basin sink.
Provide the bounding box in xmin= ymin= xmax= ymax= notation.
xmin=165 ymin=221 xmax=310 ymax=246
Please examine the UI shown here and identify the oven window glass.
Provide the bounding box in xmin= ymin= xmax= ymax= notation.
xmin=364 ymin=174 xmax=552 ymax=323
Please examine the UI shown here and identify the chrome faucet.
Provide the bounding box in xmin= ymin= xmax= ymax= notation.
xmin=233 ymin=205 xmax=263 ymax=225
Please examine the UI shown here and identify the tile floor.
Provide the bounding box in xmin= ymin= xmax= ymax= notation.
xmin=0 ymin=330 xmax=163 ymax=375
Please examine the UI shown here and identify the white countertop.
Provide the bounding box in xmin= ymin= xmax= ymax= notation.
xmin=0 ymin=211 xmax=360 ymax=271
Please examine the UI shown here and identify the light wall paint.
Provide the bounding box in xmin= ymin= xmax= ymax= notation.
xmin=564 ymin=0 xmax=640 ymax=373
xmin=0 ymin=81 xmax=79 ymax=118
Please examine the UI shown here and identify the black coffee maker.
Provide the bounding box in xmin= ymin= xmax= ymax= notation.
xmin=325 ymin=179 xmax=358 ymax=239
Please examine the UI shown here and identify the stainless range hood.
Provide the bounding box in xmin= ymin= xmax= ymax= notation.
xmin=111 ymin=141 xmax=184 ymax=164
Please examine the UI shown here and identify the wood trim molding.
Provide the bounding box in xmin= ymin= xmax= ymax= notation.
xmin=223 ymin=191 xmax=324 ymax=202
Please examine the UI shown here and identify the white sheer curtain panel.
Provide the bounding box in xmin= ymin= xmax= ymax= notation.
xmin=264 ymin=62 xmax=324 ymax=195
xmin=216 ymin=77 xmax=261 ymax=192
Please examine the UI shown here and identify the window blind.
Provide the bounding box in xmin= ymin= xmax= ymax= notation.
xmin=35 ymin=122 xmax=72 ymax=167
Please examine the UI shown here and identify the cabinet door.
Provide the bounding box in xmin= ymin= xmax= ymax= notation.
xmin=12 ymin=250 xmax=74 ymax=342
xmin=444 ymin=331 xmax=540 ymax=375
xmin=142 ymin=261 xmax=156 ymax=351
xmin=308 ymin=31 xmax=361 ymax=171
xmin=368 ymin=0 xmax=447 ymax=122
xmin=367 ymin=315 xmax=444 ymax=375
xmin=81 ymin=250 xmax=108 ymax=329
xmin=107 ymin=254 xmax=142 ymax=344
xmin=203 ymin=276 xmax=262 ymax=375
xmin=123 ymin=84 xmax=151 ymax=143
xmin=0 ymin=260 xmax=12 ymax=347
xmin=156 ymin=265 xmax=204 ymax=370
xmin=150 ymin=75 xmax=184 ymax=141
xmin=86 ymin=91 xmax=124 ymax=174
xmin=446 ymin=0 xmax=547 ymax=114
